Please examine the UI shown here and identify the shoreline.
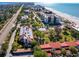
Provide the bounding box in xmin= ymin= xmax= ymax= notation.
xmin=45 ymin=7 xmax=79 ymax=31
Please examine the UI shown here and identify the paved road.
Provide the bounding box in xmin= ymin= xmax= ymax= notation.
xmin=6 ymin=30 xmax=16 ymax=57
xmin=0 ymin=4 xmax=23 ymax=48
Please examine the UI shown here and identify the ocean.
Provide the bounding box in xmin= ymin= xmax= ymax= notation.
xmin=0 ymin=3 xmax=79 ymax=18
xmin=0 ymin=2 xmax=16 ymax=5
xmin=43 ymin=3 xmax=79 ymax=18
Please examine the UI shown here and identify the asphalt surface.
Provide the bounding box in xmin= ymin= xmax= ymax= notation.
xmin=6 ymin=30 xmax=16 ymax=57
xmin=0 ymin=4 xmax=23 ymax=48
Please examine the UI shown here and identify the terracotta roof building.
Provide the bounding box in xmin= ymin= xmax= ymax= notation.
xmin=40 ymin=41 xmax=79 ymax=56
xmin=50 ymin=42 xmax=61 ymax=49
xmin=40 ymin=44 xmax=52 ymax=49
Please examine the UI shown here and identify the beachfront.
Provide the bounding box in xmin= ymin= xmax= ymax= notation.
xmin=46 ymin=7 xmax=79 ymax=31
xmin=1 ymin=3 xmax=79 ymax=57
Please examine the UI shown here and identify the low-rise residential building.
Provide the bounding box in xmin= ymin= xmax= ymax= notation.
xmin=40 ymin=41 xmax=79 ymax=56
xmin=12 ymin=48 xmax=33 ymax=57
xmin=23 ymin=2 xmax=35 ymax=9
xmin=21 ymin=15 xmax=28 ymax=20
xmin=44 ymin=9 xmax=53 ymax=14
xmin=40 ymin=41 xmax=79 ymax=49
xmin=24 ymin=10 xmax=31 ymax=15
xmin=33 ymin=5 xmax=45 ymax=11
xmin=38 ymin=27 xmax=47 ymax=32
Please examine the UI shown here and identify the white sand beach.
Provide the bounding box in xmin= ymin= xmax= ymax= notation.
xmin=45 ymin=7 xmax=79 ymax=31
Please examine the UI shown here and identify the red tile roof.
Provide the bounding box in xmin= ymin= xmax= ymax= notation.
xmin=61 ymin=42 xmax=69 ymax=47
xmin=66 ymin=42 xmax=77 ymax=46
xmin=50 ymin=42 xmax=61 ymax=48
xmin=42 ymin=49 xmax=51 ymax=52
xmin=15 ymin=49 xmax=32 ymax=53
xmin=47 ymin=53 xmax=52 ymax=57
xmin=40 ymin=42 xmax=61 ymax=49
xmin=75 ymin=41 xmax=79 ymax=45
xmin=40 ymin=41 xmax=79 ymax=49
xmin=40 ymin=44 xmax=52 ymax=49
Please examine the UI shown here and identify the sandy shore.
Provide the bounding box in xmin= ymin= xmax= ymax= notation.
xmin=45 ymin=7 xmax=79 ymax=31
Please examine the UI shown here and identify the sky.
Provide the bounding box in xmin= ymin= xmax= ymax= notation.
xmin=0 ymin=0 xmax=79 ymax=3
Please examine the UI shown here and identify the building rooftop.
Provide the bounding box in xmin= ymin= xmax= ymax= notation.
xmin=50 ymin=42 xmax=61 ymax=48
xmin=66 ymin=42 xmax=77 ymax=46
xmin=40 ymin=41 xmax=79 ymax=49
xmin=75 ymin=41 xmax=79 ymax=45
xmin=34 ymin=5 xmax=44 ymax=9
xmin=24 ymin=10 xmax=30 ymax=12
xmin=14 ymin=49 xmax=32 ymax=53
xmin=42 ymin=49 xmax=51 ymax=52
xmin=40 ymin=44 xmax=52 ymax=49
xmin=61 ymin=42 xmax=69 ymax=47
xmin=21 ymin=15 xmax=28 ymax=20
xmin=38 ymin=28 xmax=46 ymax=31
xmin=20 ymin=26 xmax=33 ymax=40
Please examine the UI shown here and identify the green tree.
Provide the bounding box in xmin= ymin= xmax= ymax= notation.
xmin=49 ymin=29 xmax=56 ymax=37
xmin=34 ymin=30 xmax=45 ymax=38
xmin=34 ymin=46 xmax=41 ymax=51
xmin=33 ymin=46 xmax=48 ymax=57
xmin=69 ymin=46 xmax=78 ymax=55
xmin=61 ymin=48 xmax=66 ymax=56
xmin=44 ymin=35 xmax=50 ymax=44
xmin=32 ymin=21 xmax=41 ymax=28
xmin=0 ymin=49 xmax=6 ymax=57
xmin=34 ymin=50 xmax=48 ymax=57
xmin=31 ymin=40 xmax=38 ymax=48
xmin=1 ymin=41 xmax=8 ymax=51
xmin=49 ymin=29 xmax=56 ymax=41
xmin=12 ymin=42 xmax=18 ymax=51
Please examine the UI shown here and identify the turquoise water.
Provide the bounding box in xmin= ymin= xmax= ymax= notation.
xmin=43 ymin=3 xmax=79 ymax=18
xmin=0 ymin=2 xmax=16 ymax=5
xmin=0 ymin=3 xmax=79 ymax=18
